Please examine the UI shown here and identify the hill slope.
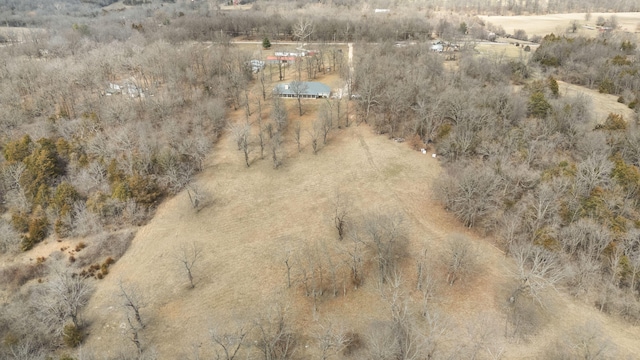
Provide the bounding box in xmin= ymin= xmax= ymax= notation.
xmin=81 ymin=117 xmax=640 ymax=358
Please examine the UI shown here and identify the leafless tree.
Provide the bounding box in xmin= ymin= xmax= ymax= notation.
xmin=118 ymin=280 xmax=145 ymax=330
xmin=345 ymin=230 xmax=365 ymax=289
xmin=254 ymin=303 xmax=295 ymax=360
xmin=33 ymin=265 xmax=94 ymax=336
xmin=0 ymin=219 xmax=20 ymax=254
xmin=309 ymin=119 xmax=322 ymax=155
xmin=314 ymin=322 xmax=349 ymax=360
xmin=270 ymin=132 xmax=282 ymax=169
xmin=293 ymin=18 xmax=314 ymax=44
xmin=174 ymin=241 xmax=203 ymax=289
xmin=186 ymin=184 xmax=211 ymax=211
xmin=444 ymin=234 xmax=478 ymax=286
xmin=256 ymin=99 xmax=265 ymax=159
xmin=364 ymin=211 xmax=408 ymax=284
xmin=544 ymin=320 xmax=618 ymax=359
xmin=293 ymin=122 xmax=302 ymax=153
xmin=289 ymin=80 xmax=308 ymax=117
xmin=231 ymin=123 xmax=251 ymax=167
xmin=210 ymin=323 xmax=250 ymax=360
xmin=435 ymin=164 xmax=501 ymax=228
xmin=284 ymin=249 xmax=294 ymax=289
xmin=333 ymin=191 xmax=350 ymax=241
xmin=271 ymin=96 xmax=288 ymax=133
xmin=509 ymin=242 xmax=565 ymax=306
xmin=320 ymin=103 xmax=333 ymax=145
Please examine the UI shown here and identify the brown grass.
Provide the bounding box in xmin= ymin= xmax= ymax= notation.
xmin=75 ymin=56 xmax=640 ymax=356
xmin=479 ymin=12 xmax=640 ymax=37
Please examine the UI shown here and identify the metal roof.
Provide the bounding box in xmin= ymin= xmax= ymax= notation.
xmin=274 ymin=82 xmax=331 ymax=97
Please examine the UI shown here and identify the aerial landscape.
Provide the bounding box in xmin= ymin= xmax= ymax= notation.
xmin=1 ymin=0 xmax=640 ymax=359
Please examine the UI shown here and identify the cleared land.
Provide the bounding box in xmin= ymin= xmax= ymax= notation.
xmin=480 ymin=12 xmax=640 ymax=37
xmin=78 ymin=104 xmax=640 ymax=358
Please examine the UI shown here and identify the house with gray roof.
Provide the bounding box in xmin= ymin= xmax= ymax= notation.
xmin=274 ymin=81 xmax=331 ymax=99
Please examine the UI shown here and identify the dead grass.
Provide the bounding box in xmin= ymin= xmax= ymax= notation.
xmin=479 ymin=12 xmax=640 ymax=38
xmin=558 ymin=80 xmax=636 ymax=123
xmin=74 ymin=58 xmax=640 ymax=356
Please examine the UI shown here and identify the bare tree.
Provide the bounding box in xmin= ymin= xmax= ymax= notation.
xmin=293 ymin=121 xmax=302 ymax=153
xmin=186 ymin=183 xmax=211 ymax=211
xmin=293 ymin=18 xmax=314 ymax=44
xmin=509 ymin=242 xmax=565 ymax=307
xmin=444 ymin=234 xmax=478 ymax=286
xmin=210 ymin=324 xmax=250 ymax=360
xmin=435 ymin=164 xmax=501 ymax=228
xmin=256 ymin=99 xmax=265 ymax=159
xmin=544 ymin=320 xmax=617 ymax=359
xmin=254 ymin=303 xmax=295 ymax=360
xmin=270 ymin=132 xmax=282 ymax=169
xmin=345 ymin=230 xmax=365 ymax=289
xmin=314 ymin=322 xmax=349 ymax=360
xmin=33 ymin=265 xmax=93 ymax=336
xmin=0 ymin=218 xmax=20 ymax=254
xmin=333 ymin=191 xmax=350 ymax=241
xmin=289 ymin=80 xmax=308 ymax=117
xmin=284 ymin=249 xmax=294 ymax=289
xmin=174 ymin=241 xmax=203 ymax=289
xmin=231 ymin=123 xmax=251 ymax=167
xmin=118 ymin=280 xmax=145 ymax=329
xmin=320 ymin=103 xmax=332 ymax=145
xmin=364 ymin=211 xmax=408 ymax=284
xmin=310 ymin=119 xmax=322 ymax=155
xmin=271 ymin=96 xmax=288 ymax=134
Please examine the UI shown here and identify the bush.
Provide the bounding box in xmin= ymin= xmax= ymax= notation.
xmin=11 ymin=211 xmax=30 ymax=233
xmin=598 ymin=78 xmax=615 ymax=94
xmin=513 ymin=29 xmax=528 ymax=41
xmin=20 ymin=215 xmax=49 ymax=251
xmin=342 ymin=331 xmax=364 ymax=356
xmin=548 ymin=76 xmax=559 ymax=97
xmin=407 ymin=134 xmax=425 ymax=151
xmin=528 ymin=91 xmax=551 ymax=118
xmin=0 ymin=263 xmax=44 ymax=289
xmin=63 ymin=324 xmax=83 ymax=348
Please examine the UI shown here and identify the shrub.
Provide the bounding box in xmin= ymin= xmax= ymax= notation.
xmin=407 ymin=134 xmax=425 ymax=151
xmin=3 ymin=134 xmax=32 ymax=163
xmin=127 ymin=174 xmax=163 ymax=206
xmin=598 ymin=78 xmax=615 ymax=94
xmin=602 ymin=113 xmax=626 ymax=131
xmin=52 ymin=182 xmax=81 ymax=214
xmin=527 ymin=91 xmax=551 ymax=118
xmin=75 ymin=242 xmax=87 ymax=252
xmin=21 ymin=214 xmax=49 ymax=251
xmin=54 ymin=217 xmax=72 ymax=238
xmin=342 ymin=332 xmax=363 ymax=356
xmin=548 ymin=76 xmax=559 ymax=97
xmin=0 ymin=263 xmax=44 ymax=289
xmin=11 ymin=211 xmax=30 ymax=233
xmin=63 ymin=324 xmax=83 ymax=348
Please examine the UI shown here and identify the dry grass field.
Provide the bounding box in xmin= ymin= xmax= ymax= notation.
xmin=479 ymin=12 xmax=640 ymax=37
xmin=76 ymin=86 xmax=640 ymax=358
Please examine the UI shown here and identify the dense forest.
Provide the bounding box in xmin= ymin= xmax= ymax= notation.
xmin=1 ymin=0 xmax=640 ymax=359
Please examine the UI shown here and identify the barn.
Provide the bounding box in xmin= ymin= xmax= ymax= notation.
xmin=274 ymin=82 xmax=331 ymax=99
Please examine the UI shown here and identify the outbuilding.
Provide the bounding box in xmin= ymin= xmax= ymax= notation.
xmin=274 ymin=82 xmax=331 ymax=99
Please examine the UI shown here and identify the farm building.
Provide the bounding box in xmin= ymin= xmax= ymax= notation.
xmin=266 ymin=55 xmax=297 ymax=64
xmin=274 ymin=82 xmax=331 ymax=99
